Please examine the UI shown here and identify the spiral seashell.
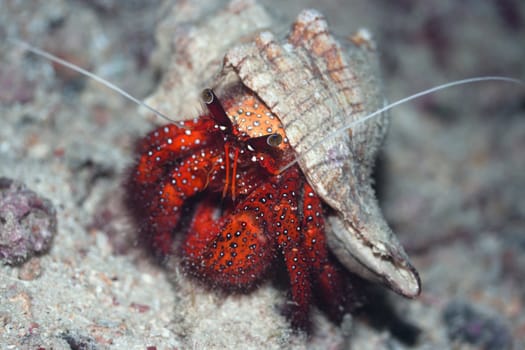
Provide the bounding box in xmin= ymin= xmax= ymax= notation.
xmin=215 ymin=9 xmax=421 ymax=297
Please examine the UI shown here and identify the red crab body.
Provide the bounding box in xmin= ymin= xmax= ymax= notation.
xmin=126 ymin=87 xmax=361 ymax=327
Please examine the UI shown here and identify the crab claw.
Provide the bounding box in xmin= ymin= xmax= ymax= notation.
xmin=325 ymin=185 xmax=421 ymax=298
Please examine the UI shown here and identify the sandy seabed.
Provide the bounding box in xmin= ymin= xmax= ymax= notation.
xmin=1 ymin=1 xmax=524 ymax=349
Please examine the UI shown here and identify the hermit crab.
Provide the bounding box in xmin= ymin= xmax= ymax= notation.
xmin=125 ymin=9 xmax=420 ymax=326
xmin=11 ymin=3 xmax=521 ymax=334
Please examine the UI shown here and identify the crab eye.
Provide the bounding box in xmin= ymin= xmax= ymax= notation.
xmin=201 ymin=88 xmax=232 ymax=132
xmin=266 ymin=133 xmax=283 ymax=147
xmin=247 ymin=133 xmax=283 ymax=152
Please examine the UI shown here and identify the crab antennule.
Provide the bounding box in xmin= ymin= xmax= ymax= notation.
xmin=231 ymin=148 xmax=239 ymax=201
xmin=278 ymin=76 xmax=524 ymax=173
xmin=9 ymin=37 xmax=178 ymax=124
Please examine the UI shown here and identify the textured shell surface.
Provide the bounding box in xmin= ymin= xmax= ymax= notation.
xmin=215 ymin=9 xmax=421 ymax=297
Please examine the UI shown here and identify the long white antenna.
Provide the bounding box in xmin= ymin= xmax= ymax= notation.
xmin=9 ymin=37 xmax=178 ymax=123
xmin=279 ymin=76 xmax=524 ymax=173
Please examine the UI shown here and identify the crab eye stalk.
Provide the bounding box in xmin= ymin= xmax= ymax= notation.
xmin=201 ymin=88 xmax=232 ymax=132
xmin=247 ymin=133 xmax=283 ymax=152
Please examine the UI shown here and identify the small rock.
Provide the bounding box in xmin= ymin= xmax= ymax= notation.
xmin=0 ymin=178 xmax=57 ymax=265
xmin=443 ymin=300 xmax=513 ymax=350
xmin=89 ymin=188 xmax=136 ymax=255
xmin=0 ymin=311 xmax=12 ymax=327
xmin=61 ymin=330 xmax=99 ymax=350
xmin=0 ymin=65 xmax=35 ymax=104
xmin=18 ymin=257 xmax=43 ymax=280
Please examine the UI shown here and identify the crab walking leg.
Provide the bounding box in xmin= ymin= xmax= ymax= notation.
xmin=141 ymin=150 xmax=220 ymax=255
xmin=271 ymin=167 xmax=313 ymax=327
xmin=134 ymin=119 xmax=216 ymax=185
xmin=301 ymin=182 xmax=327 ymax=273
xmin=302 ymin=182 xmax=345 ymax=319
xmin=301 ymin=181 xmax=365 ymax=321
xmin=182 ymin=184 xmax=276 ymax=289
